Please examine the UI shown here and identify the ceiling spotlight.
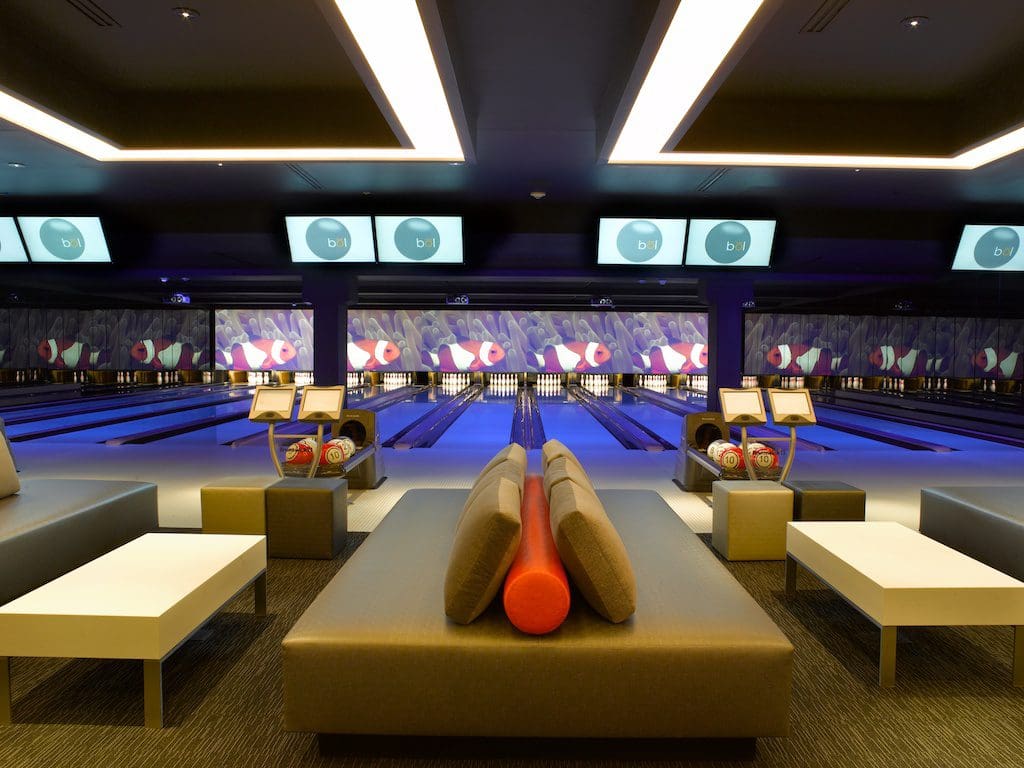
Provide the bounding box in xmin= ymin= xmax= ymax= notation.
xmin=901 ymin=16 xmax=928 ymax=29
xmin=6 ymin=161 xmax=25 ymax=168
xmin=159 ymin=277 xmax=170 ymax=283
xmin=173 ymin=7 xmax=199 ymax=21
xmin=529 ymin=190 xmax=546 ymax=200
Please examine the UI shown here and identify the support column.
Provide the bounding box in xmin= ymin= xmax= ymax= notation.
xmin=705 ymin=278 xmax=753 ymax=412
xmin=302 ymin=275 xmax=352 ymax=386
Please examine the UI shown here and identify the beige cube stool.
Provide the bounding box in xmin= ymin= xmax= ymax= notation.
xmin=712 ymin=480 xmax=793 ymax=561
xmin=201 ymin=477 xmax=280 ymax=535
xmin=266 ymin=477 xmax=348 ymax=559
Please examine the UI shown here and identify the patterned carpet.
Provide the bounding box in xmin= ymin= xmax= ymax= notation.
xmin=1 ymin=531 xmax=1022 ymax=768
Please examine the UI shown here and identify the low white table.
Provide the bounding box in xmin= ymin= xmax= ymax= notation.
xmin=785 ymin=521 xmax=1024 ymax=687
xmin=0 ymin=533 xmax=267 ymax=727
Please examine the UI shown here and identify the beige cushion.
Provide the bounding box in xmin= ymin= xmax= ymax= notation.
xmin=549 ymin=480 xmax=636 ymax=623
xmin=541 ymin=439 xmax=584 ymax=474
xmin=478 ymin=443 xmax=527 ymax=478
xmin=444 ymin=477 xmax=522 ymax=624
xmin=0 ymin=438 xmax=19 ymax=499
xmin=457 ymin=460 xmax=525 ymax=530
xmin=543 ymin=455 xmax=593 ymax=498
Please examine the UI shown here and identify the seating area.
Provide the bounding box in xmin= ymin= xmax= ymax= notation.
xmin=0 ymin=439 xmax=158 ymax=605
xmin=282 ymin=441 xmax=793 ymax=740
xmin=2 ymin=431 xmax=1024 ymax=766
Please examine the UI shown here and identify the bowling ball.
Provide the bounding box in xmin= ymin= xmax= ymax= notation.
xmin=704 ymin=220 xmax=751 ymax=264
xmin=716 ymin=445 xmax=745 ymax=471
xmin=747 ymin=442 xmax=779 ymax=470
xmin=39 ymin=218 xmax=86 ymax=260
xmin=394 ymin=217 xmax=440 ymax=260
xmin=305 ymin=217 xmax=352 ymax=260
xmin=974 ymin=226 xmax=1019 ymax=268
xmin=320 ymin=441 xmax=345 ymax=465
xmin=615 ymin=219 xmax=662 ymax=263
xmin=706 ymin=438 xmax=730 ymax=461
xmin=285 ymin=439 xmax=315 ymax=465
xmin=335 ymin=436 xmax=357 ymax=459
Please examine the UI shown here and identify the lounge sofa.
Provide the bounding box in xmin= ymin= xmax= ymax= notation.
xmin=0 ymin=440 xmax=158 ymax=605
xmin=920 ymin=486 xmax=1024 ymax=581
xmin=283 ymin=487 xmax=793 ymax=741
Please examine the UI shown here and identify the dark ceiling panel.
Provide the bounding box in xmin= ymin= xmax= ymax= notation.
xmin=674 ymin=0 xmax=1024 ymax=156
xmin=0 ymin=0 xmax=400 ymax=148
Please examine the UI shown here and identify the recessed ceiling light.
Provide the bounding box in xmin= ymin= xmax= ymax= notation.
xmin=604 ymin=2 xmax=1024 ymax=169
xmin=6 ymin=161 xmax=25 ymax=168
xmin=609 ymin=0 xmax=765 ymax=163
xmin=529 ymin=190 xmax=546 ymax=200
xmin=901 ymin=16 xmax=928 ymax=29
xmin=159 ymin=277 xmax=170 ymax=283
xmin=0 ymin=0 xmax=465 ymax=163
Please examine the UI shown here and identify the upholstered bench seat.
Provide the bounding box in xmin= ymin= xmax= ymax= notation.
xmin=283 ymin=488 xmax=793 ymax=740
xmin=0 ymin=479 xmax=158 ymax=605
xmin=920 ymin=486 xmax=1024 ymax=581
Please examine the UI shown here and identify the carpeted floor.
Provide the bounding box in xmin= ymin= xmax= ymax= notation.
xmin=1 ymin=531 xmax=1022 ymax=768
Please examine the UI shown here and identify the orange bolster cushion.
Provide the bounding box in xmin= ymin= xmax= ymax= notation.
xmin=502 ymin=475 xmax=571 ymax=635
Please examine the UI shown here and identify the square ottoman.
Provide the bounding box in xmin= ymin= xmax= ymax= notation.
xmin=783 ymin=479 xmax=866 ymax=522
xmin=266 ymin=477 xmax=348 ymax=559
xmin=201 ymin=477 xmax=280 ymax=535
xmin=712 ymin=480 xmax=793 ymax=561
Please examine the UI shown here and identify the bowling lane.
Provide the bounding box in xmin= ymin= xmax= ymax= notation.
xmin=5 ymin=387 xmax=256 ymax=440
xmin=378 ymin=387 xmax=459 ymax=444
xmin=598 ymin=388 xmax=684 ymax=445
xmin=431 ymin=389 xmax=517 ymax=449
xmin=641 ymin=386 xmax=915 ymax=451
xmin=160 ymin=385 xmax=402 ymax=446
xmin=812 ymin=402 xmax=1022 ymax=452
xmin=535 ymin=388 xmax=621 ymax=449
xmin=31 ymin=395 xmax=255 ymax=443
xmin=0 ymin=384 xmax=233 ymax=424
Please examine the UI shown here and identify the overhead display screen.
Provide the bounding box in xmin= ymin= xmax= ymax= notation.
xmin=597 ymin=218 xmax=687 ymax=266
xmin=17 ymin=216 xmax=112 ymax=263
xmin=0 ymin=218 xmax=28 ymax=263
xmin=285 ymin=216 xmax=375 ymax=263
xmin=952 ymin=225 xmax=1024 ymax=271
xmin=375 ymin=216 xmax=463 ymax=264
xmin=685 ymin=219 xmax=776 ymax=268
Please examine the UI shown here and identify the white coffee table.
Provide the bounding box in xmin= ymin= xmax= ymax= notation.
xmin=785 ymin=521 xmax=1024 ymax=687
xmin=0 ymin=533 xmax=266 ymax=727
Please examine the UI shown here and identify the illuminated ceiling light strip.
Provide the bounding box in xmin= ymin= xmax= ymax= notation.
xmin=115 ymin=148 xmax=450 ymax=162
xmin=612 ymin=150 xmax=973 ymax=170
xmin=609 ymin=0 xmax=765 ymax=163
xmin=955 ymin=124 xmax=1024 ymax=169
xmin=334 ymin=0 xmax=462 ymax=159
xmin=0 ymin=2 xmax=463 ymax=162
xmin=607 ymin=0 xmax=1024 ymax=169
xmin=0 ymin=89 xmax=117 ymax=161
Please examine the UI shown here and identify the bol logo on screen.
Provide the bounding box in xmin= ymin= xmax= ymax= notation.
xmin=305 ymin=218 xmax=351 ymax=260
xmin=616 ymin=220 xmax=661 ymax=262
xmin=705 ymin=221 xmax=751 ymax=264
xmin=40 ymin=218 xmax=86 ymax=260
xmin=974 ymin=226 xmax=1019 ymax=268
xmin=394 ymin=217 xmax=440 ymax=260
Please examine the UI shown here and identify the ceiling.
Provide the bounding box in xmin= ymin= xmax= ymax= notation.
xmin=0 ymin=0 xmax=1023 ymax=243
